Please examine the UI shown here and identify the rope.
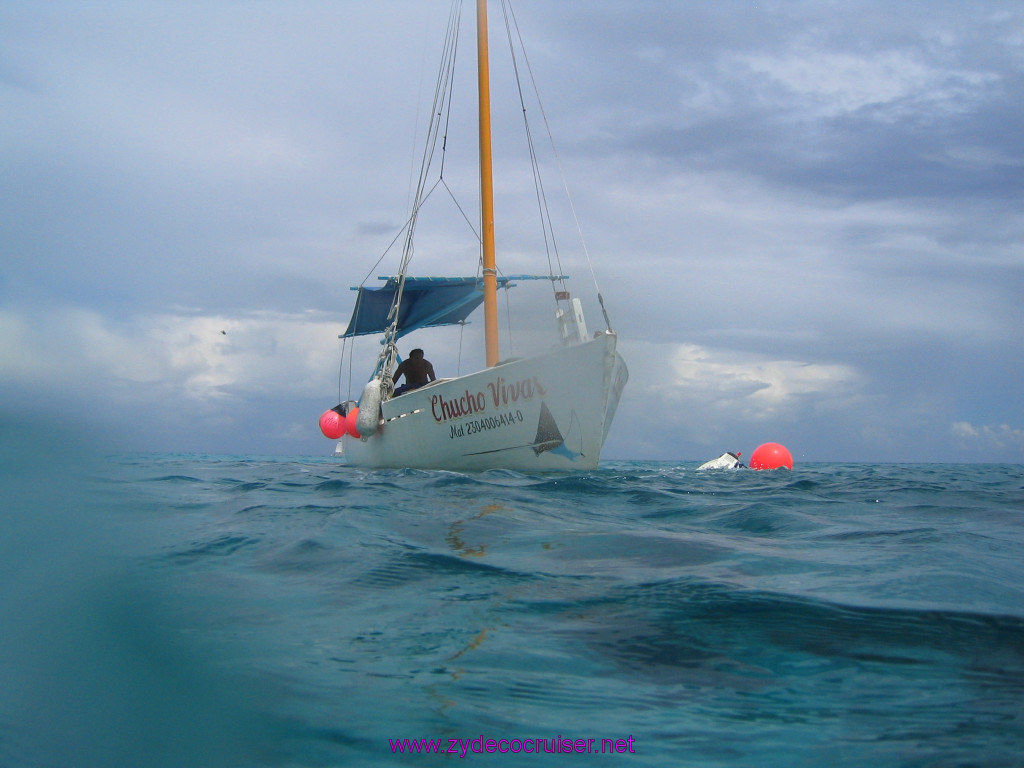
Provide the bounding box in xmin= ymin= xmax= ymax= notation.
xmin=501 ymin=0 xmax=613 ymax=330
xmin=337 ymin=336 xmax=347 ymax=403
xmin=503 ymin=280 xmax=515 ymax=357
xmin=457 ymin=320 xmax=466 ymax=376
xmin=376 ymin=0 xmax=464 ymax=376
xmin=441 ymin=177 xmax=480 ymax=241
xmin=499 ymin=1 xmax=564 ymax=297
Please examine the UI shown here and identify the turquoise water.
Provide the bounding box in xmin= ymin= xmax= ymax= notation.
xmin=3 ymin=433 xmax=1023 ymax=766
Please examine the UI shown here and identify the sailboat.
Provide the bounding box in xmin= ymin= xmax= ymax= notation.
xmin=319 ymin=0 xmax=627 ymax=471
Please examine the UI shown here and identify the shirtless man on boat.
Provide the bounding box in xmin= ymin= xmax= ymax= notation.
xmin=392 ymin=349 xmax=436 ymax=396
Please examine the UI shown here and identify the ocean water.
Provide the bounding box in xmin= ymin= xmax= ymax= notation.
xmin=3 ymin=433 xmax=1023 ymax=766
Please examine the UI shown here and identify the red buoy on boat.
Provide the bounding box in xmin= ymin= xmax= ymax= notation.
xmin=319 ymin=408 xmax=346 ymax=440
xmin=345 ymin=407 xmax=361 ymax=438
xmin=750 ymin=442 xmax=793 ymax=470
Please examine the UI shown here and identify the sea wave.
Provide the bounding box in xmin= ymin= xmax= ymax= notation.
xmin=3 ymin=434 xmax=1023 ymax=766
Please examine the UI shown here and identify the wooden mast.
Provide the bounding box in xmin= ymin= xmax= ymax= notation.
xmin=477 ymin=0 xmax=500 ymax=367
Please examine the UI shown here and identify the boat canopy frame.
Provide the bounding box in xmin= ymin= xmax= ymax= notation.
xmin=341 ymin=274 xmax=566 ymax=341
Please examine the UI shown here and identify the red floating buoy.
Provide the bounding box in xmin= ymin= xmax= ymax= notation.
xmin=750 ymin=442 xmax=793 ymax=470
xmin=319 ymin=408 xmax=346 ymax=440
xmin=345 ymin=407 xmax=361 ymax=438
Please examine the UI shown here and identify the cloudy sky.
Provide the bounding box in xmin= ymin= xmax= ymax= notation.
xmin=2 ymin=0 xmax=1022 ymax=462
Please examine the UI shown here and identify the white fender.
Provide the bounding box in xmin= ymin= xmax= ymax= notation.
xmin=356 ymin=378 xmax=383 ymax=437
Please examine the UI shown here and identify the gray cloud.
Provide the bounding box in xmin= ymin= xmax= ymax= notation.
xmin=1 ymin=1 xmax=1021 ymax=462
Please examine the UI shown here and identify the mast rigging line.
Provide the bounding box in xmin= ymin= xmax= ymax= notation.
xmin=341 ymin=1 xmax=468 ymax=395
xmin=499 ymin=0 xmax=565 ymax=299
xmin=378 ymin=0 xmax=464 ymax=376
xmin=500 ymin=0 xmax=613 ymax=331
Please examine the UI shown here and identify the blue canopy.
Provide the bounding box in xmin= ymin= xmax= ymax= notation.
xmin=341 ymin=275 xmax=563 ymax=340
xmin=341 ymin=276 xmax=507 ymax=339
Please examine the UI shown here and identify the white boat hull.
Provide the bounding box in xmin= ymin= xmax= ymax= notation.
xmin=341 ymin=333 xmax=627 ymax=471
